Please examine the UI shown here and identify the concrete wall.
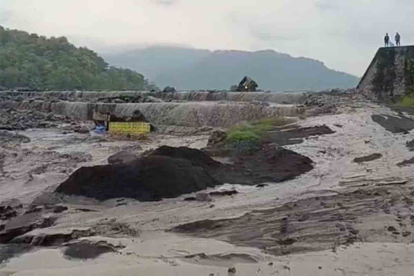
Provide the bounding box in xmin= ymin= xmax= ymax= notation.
xmin=0 ymin=100 xmax=303 ymax=128
xmin=358 ymin=46 xmax=414 ymax=100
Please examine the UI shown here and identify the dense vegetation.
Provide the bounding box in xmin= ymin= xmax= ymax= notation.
xmin=0 ymin=26 xmax=153 ymax=90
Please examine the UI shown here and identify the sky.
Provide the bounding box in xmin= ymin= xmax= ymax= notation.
xmin=0 ymin=0 xmax=413 ymax=77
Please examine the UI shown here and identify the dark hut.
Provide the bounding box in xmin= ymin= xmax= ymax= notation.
xmin=237 ymin=76 xmax=258 ymax=92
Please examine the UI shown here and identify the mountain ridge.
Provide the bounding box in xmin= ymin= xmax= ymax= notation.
xmin=104 ymin=46 xmax=359 ymax=91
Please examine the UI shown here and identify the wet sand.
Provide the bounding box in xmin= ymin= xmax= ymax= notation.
xmin=1 ymin=101 xmax=414 ymax=275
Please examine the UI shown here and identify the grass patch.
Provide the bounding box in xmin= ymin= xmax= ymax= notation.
xmin=227 ymin=117 xmax=295 ymax=143
xmin=227 ymin=130 xmax=260 ymax=142
xmin=398 ymin=94 xmax=414 ymax=107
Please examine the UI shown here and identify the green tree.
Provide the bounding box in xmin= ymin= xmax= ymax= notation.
xmin=0 ymin=26 xmax=154 ymax=90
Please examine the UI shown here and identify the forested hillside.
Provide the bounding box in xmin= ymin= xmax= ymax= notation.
xmin=0 ymin=26 xmax=152 ymax=90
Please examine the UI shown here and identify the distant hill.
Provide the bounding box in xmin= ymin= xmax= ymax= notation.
xmin=104 ymin=46 xmax=359 ymax=91
xmin=0 ymin=26 xmax=152 ymax=90
xmin=104 ymin=46 xmax=210 ymax=83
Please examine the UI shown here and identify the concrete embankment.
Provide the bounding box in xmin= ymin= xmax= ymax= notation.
xmin=0 ymin=100 xmax=303 ymax=127
xmin=357 ymin=45 xmax=414 ymax=99
xmin=0 ymin=91 xmax=306 ymax=104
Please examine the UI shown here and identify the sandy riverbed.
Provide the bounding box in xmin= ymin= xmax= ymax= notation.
xmin=1 ymin=101 xmax=414 ymax=275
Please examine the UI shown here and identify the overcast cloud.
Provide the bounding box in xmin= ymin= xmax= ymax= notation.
xmin=1 ymin=0 xmax=413 ymax=76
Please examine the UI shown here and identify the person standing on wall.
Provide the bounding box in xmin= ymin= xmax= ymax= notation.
xmin=395 ymin=32 xmax=401 ymax=46
xmin=384 ymin=33 xmax=390 ymax=47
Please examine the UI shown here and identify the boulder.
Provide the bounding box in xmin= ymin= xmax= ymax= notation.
xmin=52 ymin=206 xmax=69 ymax=214
xmin=109 ymin=110 xmax=148 ymax=123
xmin=407 ymin=139 xmax=414 ymax=151
xmin=162 ymin=86 xmax=177 ymax=93
xmin=77 ymin=126 xmax=90 ymax=134
xmin=64 ymin=240 xmax=119 ymax=260
xmin=207 ymin=130 xmax=228 ymax=146
xmin=0 ymin=199 xmax=23 ymax=221
xmin=0 ymin=213 xmax=56 ymax=243
xmin=145 ymin=96 xmax=164 ymax=103
xmin=60 ymin=152 xmax=93 ymax=163
xmin=108 ymin=151 xmax=138 ymax=165
xmin=0 ymin=131 xmax=31 ymax=144
xmin=353 ymin=153 xmax=383 ymax=163
xmin=195 ymin=192 xmax=212 ymax=202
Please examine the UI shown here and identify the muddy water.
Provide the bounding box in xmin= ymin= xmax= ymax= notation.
xmin=0 ymin=245 xmax=32 ymax=265
xmin=0 ymin=129 xmax=209 ymax=204
xmin=0 ymin=100 xmax=303 ymax=127
xmin=0 ymin=91 xmax=306 ymax=104
xmin=2 ymin=103 xmax=414 ymax=275
xmin=173 ymin=181 xmax=414 ymax=256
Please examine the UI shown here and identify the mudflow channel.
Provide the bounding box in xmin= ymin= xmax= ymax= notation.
xmin=1 ymin=94 xmax=414 ymax=275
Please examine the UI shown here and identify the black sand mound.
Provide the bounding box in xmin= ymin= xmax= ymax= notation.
xmin=397 ymin=157 xmax=414 ymax=167
xmin=108 ymin=151 xmax=137 ymax=165
xmin=151 ymin=146 xmax=314 ymax=185
xmin=212 ymin=145 xmax=314 ymax=185
xmin=150 ymin=146 xmax=222 ymax=169
xmin=56 ymin=146 xmax=314 ymax=201
xmin=64 ymin=241 xmax=117 ymax=260
xmin=406 ymin=139 xmax=414 ymax=151
xmin=353 ymin=153 xmax=382 ymax=163
xmin=262 ymin=125 xmax=335 ymax=146
xmin=372 ymin=115 xmax=414 ymax=134
xmin=55 ymin=155 xmax=220 ymax=201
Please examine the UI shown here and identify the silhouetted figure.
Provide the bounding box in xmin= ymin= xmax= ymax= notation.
xmin=384 ymin=33 xmax=390 ymax=47
xmin=395 ymin=32 xmax=401 ymax=46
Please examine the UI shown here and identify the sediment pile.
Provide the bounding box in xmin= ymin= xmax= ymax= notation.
xmin=153 ymin=146 xmax=314 ymax=185
xmin=55 ymin=145 xmax=314 ymax=201
xmin=55 ymin=153 xmax=220 ymax=201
